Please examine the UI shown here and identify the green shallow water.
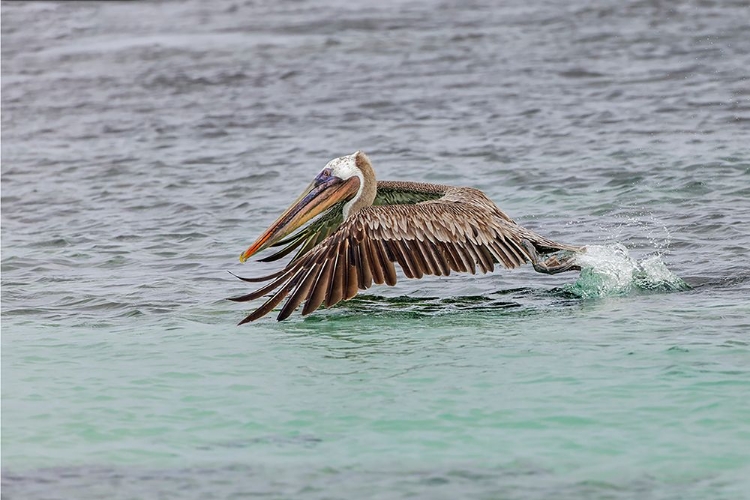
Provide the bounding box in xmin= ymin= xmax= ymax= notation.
xmin=3 ymin=0 xmax=750 ymax=498
xmin=4 ymin=286 xmax=750 ymax=498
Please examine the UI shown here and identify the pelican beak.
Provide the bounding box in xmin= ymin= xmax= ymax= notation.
xmin=239 ymin=170 xmax=360 ymax=262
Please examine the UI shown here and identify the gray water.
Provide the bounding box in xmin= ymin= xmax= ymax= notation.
xmin=2 ymin=0 xmax=750 ymax=499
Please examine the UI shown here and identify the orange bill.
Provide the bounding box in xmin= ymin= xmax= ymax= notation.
xmin=240 ymin=173 xmax=360 ymax=262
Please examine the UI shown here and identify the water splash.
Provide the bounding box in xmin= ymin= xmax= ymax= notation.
xmin=563 ymin=244 xmax=690 ymax=299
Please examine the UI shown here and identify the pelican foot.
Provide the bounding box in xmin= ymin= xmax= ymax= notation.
xmin=521 ymin=239 xmax=582 ymax=275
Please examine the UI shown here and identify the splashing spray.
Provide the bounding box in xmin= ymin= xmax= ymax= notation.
xmin=563 ymin=244 xmax=690 ymax=298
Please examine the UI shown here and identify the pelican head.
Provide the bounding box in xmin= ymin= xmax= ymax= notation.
xmin=239 ymin=151 xmax=373 ymax=262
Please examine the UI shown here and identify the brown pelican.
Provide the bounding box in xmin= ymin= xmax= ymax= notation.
xmin=230 ymin=151 xmax=583 ymax=323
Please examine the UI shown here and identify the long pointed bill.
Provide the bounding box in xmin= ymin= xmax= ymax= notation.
xmin=239 ymin=172 xmax=360 ymax=262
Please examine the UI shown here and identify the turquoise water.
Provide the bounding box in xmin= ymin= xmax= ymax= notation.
xmin=3 ymin=0 xmax=750 ymax=498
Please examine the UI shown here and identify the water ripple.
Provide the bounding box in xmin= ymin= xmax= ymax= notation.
xmin=3 ymin=0 xmax=749 ymax=498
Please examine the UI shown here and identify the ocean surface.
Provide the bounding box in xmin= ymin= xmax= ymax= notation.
xmin=2 ymin=0 xmax=750 ymax=498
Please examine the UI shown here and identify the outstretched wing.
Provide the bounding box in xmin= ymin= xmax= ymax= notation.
xmin=258 ymin=181 xmax=445 ymax=265
xmin=230 ymin=193 xmax=545 ymax=323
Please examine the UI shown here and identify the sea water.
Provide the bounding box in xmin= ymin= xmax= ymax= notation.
xmin=3 ymin=0 xmax=749 ymax=498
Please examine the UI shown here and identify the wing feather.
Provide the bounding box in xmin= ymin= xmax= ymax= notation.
xmin=277 ymin=263 xmax=321 ymax=321
xmin=430 ymin=242 xmax=451 ymax=276
xmin=303 ymin=255 xmax=334 ymax=315
xmin=366 ymin=237 xmax=386 ymax=285
xmin=394 ymin=240 xmax=422 ymax=279
xmin=258 ymin=234 xmax=306 ymax=262
xmin=487 ymin=240 xmax=516 ymax=268
xmin=449 ymin=242 xmax=475 ymax=274
xmin=228 ymin=267 xmax=299 ymax=301
xmin=477 ymin=245 xmax=495 ymax=274
xmin=228 ymin=269 xmax=287 ymax=283
xmin=418 ymin=239 xmax=444 ymax=275
xmin=357 ymin=238 xmax=374 ymax=289
xmin=375 ymin=239 xmax=398 ymax=286
xmin=508 ymin=238 xmax=532 ymax=265
xmin=345 ymin=256 xmax=359 ymax=300
xmin=442 ymin=242 xmax=466 ymax=273
xmin=461 ymin=240 xmax=488 ymax=274
xmin=405 ymin=239 xmax=431 ymax=276
xmin=326 ymin=240 xmax=345 ymax=307
xmin=231 ymin=189 xmax=579 ymax=322
xmin=238 ymin=268 xmax=305 ymax=324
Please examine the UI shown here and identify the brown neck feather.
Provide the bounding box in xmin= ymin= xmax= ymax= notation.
xmin=345 ymin=151 xmax=377 ymax=216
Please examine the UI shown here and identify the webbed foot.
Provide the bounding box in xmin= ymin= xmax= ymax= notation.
xmin=521 ymin=239 xmax=583 ymax=275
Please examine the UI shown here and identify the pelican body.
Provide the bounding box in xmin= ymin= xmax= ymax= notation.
xmin=231 ymin=151 xmax=582 ymax=323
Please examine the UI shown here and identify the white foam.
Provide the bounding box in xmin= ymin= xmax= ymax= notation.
xmin=564 ymin=244 xmax=689 ymax=298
